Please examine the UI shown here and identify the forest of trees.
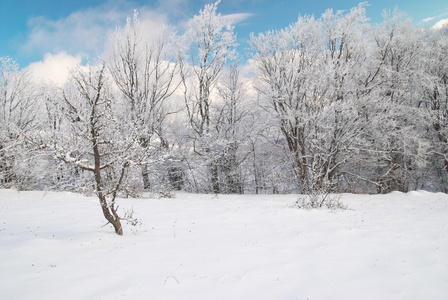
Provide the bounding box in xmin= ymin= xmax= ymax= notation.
xmin=2 ymin=2 xmax=448 ymax=199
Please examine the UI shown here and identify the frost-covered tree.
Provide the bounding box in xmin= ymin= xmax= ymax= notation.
xmin=250 ymin=3 xmax=371 ymax=193
xmin=46 ymin=62 xmax=144 ymax=235
xmin=0 ymin=57 xmax=40 ymax=189
xmin=3 ymin=2 xmax=447 ymax=196
xmin=212 ymin=62 xmax=256 ymax=193
xmin=178 ymin=1 xmax=238 ymax=193
xmin=360 ymin=10 xmax=430 ymax=192
xmin=106 ymin=10 xmax=179 ymax=192
xmin=420 ymin=24 xmax=448 ymax=191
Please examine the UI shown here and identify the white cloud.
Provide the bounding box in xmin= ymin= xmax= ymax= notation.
xmin=422 ymin=16 xmax=436 ymax=23
xmin=19 ymin=0 xmax=252 ymax=71
xmin=433 ymin=18 xmax=448 ymax=29
xmin=223 ymin=13 xmax=254 ymax=25
xmin=422 ymin=12 xmax=448 ymax=24
xmin=20 ymin=1 xmax=170 ymax=67
xmin=26 ymin=52 xmax=82 ymax=85
xmin=20 ymin=0 xmax=184 ymax=85
xmin=153 ymin=0 xmax=190 ymax=19
xmin=22 ymin=8 xmax=125 ymax=60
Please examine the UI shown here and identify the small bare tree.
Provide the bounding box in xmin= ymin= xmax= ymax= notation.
xmin=47 ymin=62 xmax=140 ymax=235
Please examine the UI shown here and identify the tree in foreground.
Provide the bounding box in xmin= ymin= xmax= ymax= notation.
xmin=46 ymin=62 xmax=142 ymax=235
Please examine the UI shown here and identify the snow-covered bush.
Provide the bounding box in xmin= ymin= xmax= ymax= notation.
xmin=293 ymin=190 xmax=347 ymax=210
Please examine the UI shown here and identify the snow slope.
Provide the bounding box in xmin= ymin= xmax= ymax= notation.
xmin=1 ymin=189 xmax=447 ymax=299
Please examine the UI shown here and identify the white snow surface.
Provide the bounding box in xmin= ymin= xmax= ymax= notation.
xmin=1 ymin=189 xmax=447 ymax=300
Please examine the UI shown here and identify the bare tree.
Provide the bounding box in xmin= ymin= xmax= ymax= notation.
xmin=46 ymin=62 xmax=141 ymax=235
xmin=0 ymin=57 xmax=39 ymax=188
xmin=361 ymin=10 xmax=430 ymax=193
xmin=420 ymin=24 xmax=448 ymax=191
xmin=250 ymin=3 xmax=375 ymax=194
xmin=178 ymin=1 xmax=237 ymax=193
xmin=213 ymin=62 xmax=255 ymax=193
xmin=107 ymin=10 xmax=179 ymax=191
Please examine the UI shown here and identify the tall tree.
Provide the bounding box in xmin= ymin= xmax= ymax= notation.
xmin=421 ymin=24 xmax=448 ymax=191
xmin=250 ymin=3 xmax=371 ymax=193
xmin=0 ymin=57 xmax=39 ymax=188
xmin=213 ymin=62 xmax=254 ymax=193
xmin=363 ymin=10 xmax=429 ymax=192
xmin=178 ymin=1 xmax=237 ymax=193
xmin=107 ymin=10 xmax=179 ymax=191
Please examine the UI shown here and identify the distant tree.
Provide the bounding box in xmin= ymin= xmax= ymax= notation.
xmin=250 ymin=3 xmax=371 ymax=194
xmin=213 ymin=62 xmax=255 ymax=193
xmin=420 ymin=24 xmax=448 ymax=191
xmin=178 ymin=1 xmax=237 ymax=193
xmin=106 ymin=10 xmax=180 ymax=192
xmin=0 ymin=57 xmax=39 ymax=189
xmin=4 ymin=2 xmax=447 ymax=198
xmin=361 ymin=10 xmax=430 ymax=192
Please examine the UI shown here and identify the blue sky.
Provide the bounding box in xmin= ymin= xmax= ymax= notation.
xmin=1 ymin=0 xmax=448 ymax=69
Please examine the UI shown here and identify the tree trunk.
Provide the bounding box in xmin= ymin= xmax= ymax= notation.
xmin=252 ymin=142 xmax=260 ymax=194
xmin=91 ymin=114 xmax=123 ymax=235
xmin=141 ymin=163 xmax=151 ymax=190
xmin=168 ymin=166 xmax=184 ymax=190
xmin=98 ymin=194 xmax=123 ymax=235
xmin=210 ymin=162 xmax=220 ymax=194
xmin=0 ymin=143 xmax=16 ymax=185
xmin=222 ymin=157 xmax=240 ymax=194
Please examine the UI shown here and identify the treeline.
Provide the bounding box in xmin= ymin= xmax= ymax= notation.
xmin=1 ymin=2 xmax=448 ymax=196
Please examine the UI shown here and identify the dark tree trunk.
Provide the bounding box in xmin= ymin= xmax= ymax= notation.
xmin=91 ymin=107 xmax=123 ymax=235
xmin=141 ymin=163 xmax=151 ymax=190
xmin=0 ymin=143 xmax=15 ymax=185
xmin=168 ymin=166 xmax=184 ymax=190
xmin=98 ymin=194 xmax=123 ymax=235
xmin=222 ymin=156 xmax=241 ymax=194
xmin=210 ymin=162 xmax=220 ymax=194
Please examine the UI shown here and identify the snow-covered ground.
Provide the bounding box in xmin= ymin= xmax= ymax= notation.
xmin=1 ymin=189 xmax=447 ymax=300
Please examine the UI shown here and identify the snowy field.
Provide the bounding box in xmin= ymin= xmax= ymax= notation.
xmin=1 ymin=189 xmax=447 ymax=300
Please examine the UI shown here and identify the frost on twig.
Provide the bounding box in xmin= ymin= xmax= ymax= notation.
xmin=122 ymin=207 xmax=141 ymax=227
xmin=293 ymin=189 xmax=348 ymax=210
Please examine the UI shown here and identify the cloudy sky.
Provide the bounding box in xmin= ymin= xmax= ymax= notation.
xmin=1 ymin=0 xmax=447 ymax=82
